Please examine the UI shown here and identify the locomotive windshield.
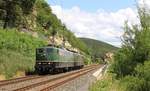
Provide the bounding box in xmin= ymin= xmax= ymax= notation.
xmin=47 ymin=48 xmax=53 ymax=53
xmin=36 ymin=48 xmax=47 ymax=60
xmin=36 ymin=47 xmax=59 ymax=61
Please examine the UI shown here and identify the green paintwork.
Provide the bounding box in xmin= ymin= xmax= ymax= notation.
xmin=36 ymin=47 xmax=83 ymax=63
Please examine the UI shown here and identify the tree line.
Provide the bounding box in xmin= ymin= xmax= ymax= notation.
xmin=111 ymin=6 xmax=150 ymax=91
xmin=0 ymin=0 xmax=36 ymax=28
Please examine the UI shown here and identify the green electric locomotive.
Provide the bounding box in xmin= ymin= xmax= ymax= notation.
xmin=35 ymin=46 xmax=84 ymax=74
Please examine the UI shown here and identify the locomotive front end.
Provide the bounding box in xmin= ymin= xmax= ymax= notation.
xmin=35 ymin=48 xmax=54 ymax=73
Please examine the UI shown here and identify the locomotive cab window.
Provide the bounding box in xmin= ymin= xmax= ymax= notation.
xmin=47 ymin=48 xmax=53 ymax=53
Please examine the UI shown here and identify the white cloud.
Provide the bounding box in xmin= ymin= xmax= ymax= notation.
xmin=51 ymin=5 xmax=138 ymax=47
xmin=138 ymin=0 xmax=150 ymax=9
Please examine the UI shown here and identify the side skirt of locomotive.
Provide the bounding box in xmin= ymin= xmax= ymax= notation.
xmin=35 ymin=61 xmax=84 ymax=74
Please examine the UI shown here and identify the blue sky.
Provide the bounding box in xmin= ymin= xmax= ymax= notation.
xmin=47 ymin=0 xmax=136 ymax=12
xmin=46 ymin=0 xmax=140 ymax=47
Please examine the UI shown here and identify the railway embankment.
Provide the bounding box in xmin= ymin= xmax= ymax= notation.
xmin=54 ymin=64 xmax=107 ymax=91
xmin=0 ymin=65 xmax=103 ymax=91
xmin=92 ymin=64 xmax=108 ymax=80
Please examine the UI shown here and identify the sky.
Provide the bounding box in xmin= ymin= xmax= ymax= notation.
xmin=48 ymin=0 xmax=136 ymax=12
xmin=47 ymin=0 xmax=150 ymax=47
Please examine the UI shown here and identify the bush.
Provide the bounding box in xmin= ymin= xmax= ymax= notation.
xmin=110 ymin=47 xmax=135 ymax=78
xmin=135 ymin=61 xmax=150 ymax=80
xmin=0 ymin=29 xmax=47 ymax=78
xmin=0 ymin=29 xmax=46 ymax=56
xmin=111 ymin=7 xmax=150 ymax=78
xmin=91 ymin=4 xmax=150 ymax=91
xmin=135 ymin=61 xmax=150 ymax=90
xmin=0 ymin=49 xmax=33 ymax=78
xmin=120 ymin=76 xmax=146 ymax=91
xmin=90 ymin=73 xmax=120 ymax=91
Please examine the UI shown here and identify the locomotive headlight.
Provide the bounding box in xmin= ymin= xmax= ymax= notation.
xmin=38 ymin=62 xmax=41 ymax=64
xmin=48 ymin=62 xmax=51 ymax=64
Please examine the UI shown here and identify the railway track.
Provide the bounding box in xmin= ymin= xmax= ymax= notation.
xmin=40 ymin=65 xmax=101 ymax=91
xmin=0 ymin=75 xmax=41 ymax=87
xmin=0 ymin=64 xmax=102 ymax=91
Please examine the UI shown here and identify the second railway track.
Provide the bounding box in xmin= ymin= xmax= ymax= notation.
xmin=0 ymin=64 xmax=102 ymax=91
xmin=0 ymin=75 xmax=41 ymax=87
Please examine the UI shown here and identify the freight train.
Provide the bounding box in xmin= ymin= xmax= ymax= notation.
xmin=35 ymin=46 xmax=84 ymax=74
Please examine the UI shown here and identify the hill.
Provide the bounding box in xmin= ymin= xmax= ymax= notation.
xmin=0 ymin=0 xmax=91 ymax=79
xmin=0 ymin=0 xmax=89 ymax=54
xmin=80 ymin=38 xmax=119 ymax=60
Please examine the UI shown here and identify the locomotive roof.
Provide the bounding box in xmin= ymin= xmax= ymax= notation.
xmin=37 ymin=46 xmax=81 ymax=55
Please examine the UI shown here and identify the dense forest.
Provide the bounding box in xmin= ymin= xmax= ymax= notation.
xmin=90 ymin=4 xmax=150 ymax=91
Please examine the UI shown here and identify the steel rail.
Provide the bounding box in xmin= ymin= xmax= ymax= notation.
xmin=41 ymin=66 xmax=100 ymax=91
xmin=13 ymin=64 xmax=100 ymax=91
xmin=0 ymin=75 xmax=41 ymax=87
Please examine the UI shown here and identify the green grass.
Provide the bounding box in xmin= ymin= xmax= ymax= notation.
xmin=90 ymin=64 xmax=150 ymax=91
xmin=89 ymin=73 xmax=121 ymax=91
xmin=0 ymin=49 xmax=33 ymax=78
xmin=0 ymin=29 xmax=47 ymax=78
xmin=0 ymin=29 xmax=46 ymax=56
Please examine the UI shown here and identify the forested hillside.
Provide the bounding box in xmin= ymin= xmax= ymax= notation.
xmin=80 ymin=38 xmax=118 ymax=61
xmin=0 ymin=0 xmax=89 ymax=54
xmin=0 ymin=0 xmax=90 ymax=79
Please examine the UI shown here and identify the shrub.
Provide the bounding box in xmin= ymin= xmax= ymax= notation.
xmin=135 ymin=61 xmax=150 ymax=90
xmin=90 ymin=73 xmax=120 ymax=91
xmin=110 ymin=47 xmax=135 ymax=78
xmin=0 ymin=29 xmax=47 ymax=78
xmin=120 ymin=76 xmax=146 ymax=91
